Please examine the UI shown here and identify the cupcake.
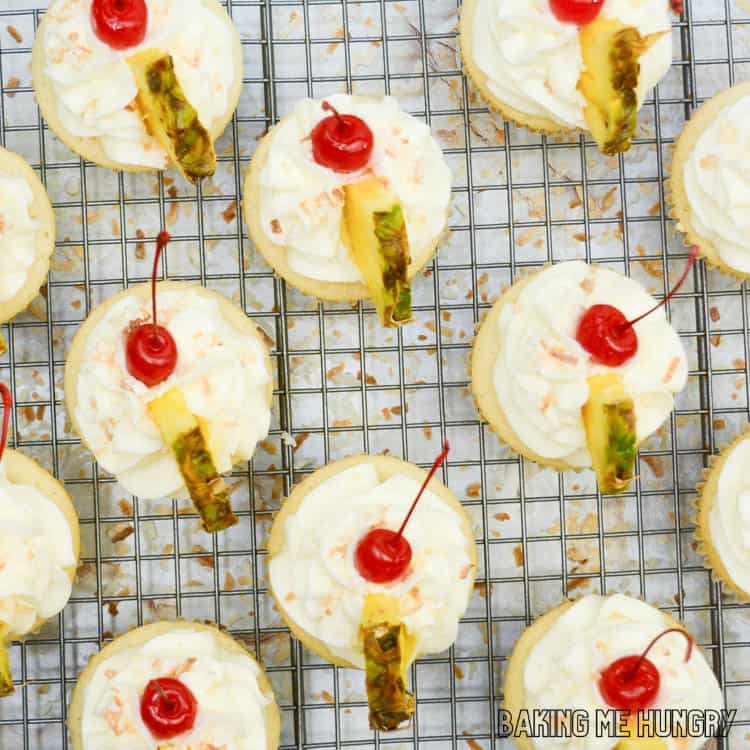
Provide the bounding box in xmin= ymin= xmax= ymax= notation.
xmin=0 ymin=383 xmax=80 ymax=697
xmin=460 ymin=0 xmax=676 ymax=154
xmin=0 ymin=146 xmax=55 ymax=356
xmin=471 ymin=259 xmax=692 ymax=494
xmin=32 ymin=0 xmax=243 ymax=182
xmin=64 ymin=233 xmax=273 ymax=532
xmin=244 ymin=94 xmax=452 ymax=326
xmin=268 ymin=449 xmax=476 ymax=730
xmin=68 ymin=621 xmax=280 ymax=750
xmin=695 ymin=429 xmax=750 ymax=601
xmin=505 ymin=594 xmax=724 ymax=750
xmin=670 ymin=82 xmax=750 ymax=278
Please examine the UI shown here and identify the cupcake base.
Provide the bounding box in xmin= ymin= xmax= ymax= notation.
xmin=267 ymin=453 xmax=477 ymax=670
xmin=669 ymin=81 xmax=750 ymax=280
xmin=0 ymin=147 xmax=55 ymax=326
xmin=31 ymin=0 xmax=243 ymax=174
xmin=67 ymin=620 xmax=281 ymax=750
xmin=243 ymin=96 xmax=449 ymax=303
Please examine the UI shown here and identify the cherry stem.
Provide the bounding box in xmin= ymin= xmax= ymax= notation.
xmin=392 ymin=440 xmax=450 ymax=544
xmin=151 ymin=680 xmax=176 ymax=712
xmin=150 ymin=231 xmax=171 ymax=342
xmin=322 ymin=101 xmax=347 ymax=129
xmin=627 ymin=627 xmax=694 ymax=681
xmin=0 ymin=384 xmax=10 ymax=464
xmin=623 ymin=246 xmax=699 ymax=330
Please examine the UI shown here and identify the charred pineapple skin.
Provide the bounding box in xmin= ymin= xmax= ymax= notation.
xmin=361 ymin=594 xmax=416 ymax=731
xmin=128 ymin=49 xmax=216 ymax=184
xmin=343 ymin=177 xmax=413 ymax=328
xmin=582 ymin=374 xmax=637 ymax=494
xmin=147 ymin=388 xmax=237 ymax=533
xmin=578 ymin=18 xmax=667 ymax=155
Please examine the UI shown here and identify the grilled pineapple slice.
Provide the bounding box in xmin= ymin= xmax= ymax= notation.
xmin=361 ymin=594 xmax=416 ymax=731
xmin=582 ymin=374 xmax=637 ymax=494
xmin=0 ymin=627 xmax=13 ymax=697
xmin=343 ymin=177 xmax=413 ymax=328
xmin=578 ymin=18 xmax=667 ymax=155
xmin=128 ymin=49 xmax=216 ymax=184
xmin=147 ymin=388 xmax=237 ymax=533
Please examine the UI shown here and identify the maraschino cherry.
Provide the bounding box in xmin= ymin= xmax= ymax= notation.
xmin=549 ymin=0 xmax=604 ymax=25
xmin=0 ymin=384 xmax=11 ymax=464
xmin=598 ymin=628 xmax=693 ymax=713
xmin=140 ymin=677 xmax=198 ymax=740
xmin=125 ymin=231 xmax=178 ymax=388
xmin=354 ymin=440 xmax=450 ymax=585
xmin=91 ymin=0 xmax=148 ymax=51
xmin=576 ymin=246 xmax=699 ymax=368
xmin=311 ymin=101 xmax=374 ymax=173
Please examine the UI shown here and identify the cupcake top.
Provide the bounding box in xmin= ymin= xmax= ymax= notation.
xmin=706 ymin=434 xmax=750 ymax=595
xmin=72 ymin=287 xmax=271 ymax=500
xmin=468 ymin=0 xmax=673 ymax=130
xmin=681 ymin=91 xmax=750 ymax=274
xmin=79 ymin=628 xmax=272 ymax=750
xmin=0 ymin=460 xmax=76 ymax=639
xmin=0 ymin=171 xmax=40 ymax=303
xmin=256 ymin=95 xmax=452 ymax=283
xmin=269 ymin=461 xmax=475 ymax=668
xmin=38 ymin=0 xmax=237 ymax=169
xmin=492 ymin=261 xmax=687 ymax=467
xmin=523 ymin=594 xmax=723 ymax=750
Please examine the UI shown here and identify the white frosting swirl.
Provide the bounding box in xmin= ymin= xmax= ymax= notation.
xmin=258 ymin=95 xmax=452 ymax=283
xmin=0 ymin=461 xmax=75 ymax=638
xmin=683 ymin=93 xmax=750 ymax=273
xmin=269 ymin=463 xmax=474 ymax=668
xmin=523 ymin=594 xmax=724 ymax=750
xmin=0 ymin=173 xmax=39 ymax=303
xmin=708 ymin=435 xmax=750 ymax=594
xmin=493 ymin=262 xmax=687 ymax=466
xmin=73 ymin=289 xmax=271 ymax=500
xmin=81 ymin=629 xmax=270 ymax=750
xmin=470 ymin=0 xmax=673 ymax=129
xmin=41 ymin=0 xmax=237 ymax=168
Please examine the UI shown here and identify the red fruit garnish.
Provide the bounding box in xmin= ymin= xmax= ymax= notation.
xmin=91 ymin=0 xmax=148 ymax=50
xmin=576 ymin=246 xmax=698 ymax=367
xmin=670 ymin=0 xmax=684 ymax=15
xmin=549 ymin=0 xmax=604 ymax=25
xmin=140 ymin=677 xmax=197 ymax=740
xmin=0 ymin=384 xmax=11 ymax=463
xmin=125 ymin=231 xmax=178 ymax=388
xmin=311 ymin=101 xmax=374 ymax=173
xmin=598 ymin=628 xmax=693 ymax=712
xmin=354 ymin=440 xmax=450 ymax=584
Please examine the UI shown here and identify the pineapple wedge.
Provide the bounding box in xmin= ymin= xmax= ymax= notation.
xmin=361 ymin=594 xmax=416 ymax=731
xmin=0 ymin=626 xmax=13 ymax=698
xmin=127 ymin=49 xmax=216 ymax=184
xmin=578 ymin=18 xmax=667 ymax=155
xmin=147 ymin=388 xmax=237 ymax=533
xmin=343 ymin=177 xmax=413 ymax=328
xmin=582 ymin=374 xmax=637 ymax=494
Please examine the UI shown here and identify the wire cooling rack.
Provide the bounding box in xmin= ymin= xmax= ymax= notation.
xmin=1 ymin=0 xmax=750 ymax=748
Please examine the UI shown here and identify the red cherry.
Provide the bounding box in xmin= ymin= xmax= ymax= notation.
xmin=548 ymin=0 xmax=604 ymax=24
xmin=0 ymin=384 xmax=11 ymax=463
xmin=576 ymin=246 xmax=698 ymax=367
xmin=354 ymin=440 xmax=450 ymax=585
xmin=670 ymin=0 xmax=684 ymax=15
xmin=311 ymin=101 xmax=374 ymax=173
xmin=125 ymin=231 xmax=178 ymax=388
xmin=598 ymin=628 xmax=693 ymax=713
xmin=91 ymin=0 xmax=148 ymax=50
xmin=140 ymin=677 xmax=197 ymax=740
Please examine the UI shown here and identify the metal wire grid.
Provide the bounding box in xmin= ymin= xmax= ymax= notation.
xmin=0 ymin=0 xmax=749 ymax=748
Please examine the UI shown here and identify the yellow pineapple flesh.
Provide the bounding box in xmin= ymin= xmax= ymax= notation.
xmin=360 ymin=594 xmax=416 ymax=731
xmin=0 ymin=627 xmax=13 ymax=698
xmin=582 ymin=373 xmax=637 ymax=494
xmin=0 ymin=333 xmax=6 ymax=358
xmin=343 ymin=177 xmax=413 ymax=328
xmin=127 ymin=49 xmax=216 ymax=184
xmin=578 ymin=18 xmax=667 ymax=155
xmin=147 ymin=388 xmax=237 ymax=532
